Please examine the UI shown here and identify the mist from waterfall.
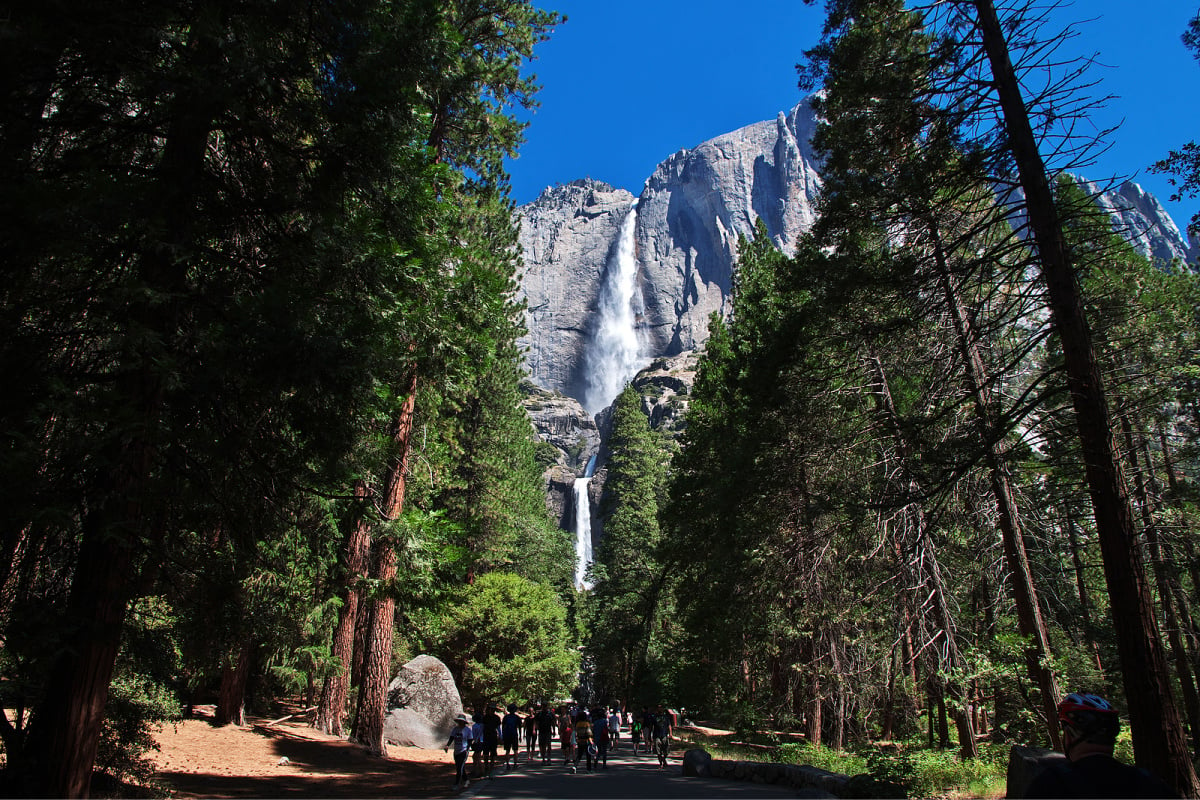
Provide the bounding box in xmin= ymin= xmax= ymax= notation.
xmin=581 ymin=201 xmax=648 ymax=415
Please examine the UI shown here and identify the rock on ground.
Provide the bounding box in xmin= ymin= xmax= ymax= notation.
xmin=383 ymin=655 xmax=464 ymax=750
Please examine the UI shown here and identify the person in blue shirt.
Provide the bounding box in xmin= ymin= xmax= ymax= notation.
xmin=501 ymin=703 xmax=522 ymax=770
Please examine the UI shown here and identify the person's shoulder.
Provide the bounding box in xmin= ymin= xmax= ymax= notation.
xmin=1076 ymin=755 xmax=1177 ymax=798
xmin=1023 ymin=760 xmax=1073 ymax=798
xmin=1029 ymin=755 xmax=1178 ymax=799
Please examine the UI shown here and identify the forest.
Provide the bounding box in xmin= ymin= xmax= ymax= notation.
xmin=3 ymin=0 xmax=1200 ymax=797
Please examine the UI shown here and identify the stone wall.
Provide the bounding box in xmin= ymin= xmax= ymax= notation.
xmin=682 ymin=748 xmax=850 ymax=797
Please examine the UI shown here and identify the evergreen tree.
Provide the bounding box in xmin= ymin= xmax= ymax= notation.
xmin=586 ymin=385 xmax=670 ymax=705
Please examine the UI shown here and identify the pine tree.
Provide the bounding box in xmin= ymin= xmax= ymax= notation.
xmin=587 ymin=385 xmax=670 ymax=704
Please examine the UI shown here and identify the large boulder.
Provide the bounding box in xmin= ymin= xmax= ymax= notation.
xmin=382 ymin=655 xmax=464 ymax=750
xmin=682 ymin=748 xmax=712 ymax=778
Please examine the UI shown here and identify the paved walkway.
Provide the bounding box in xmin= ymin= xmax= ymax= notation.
xmin=460 ymin=744 xmax=797 ymax=799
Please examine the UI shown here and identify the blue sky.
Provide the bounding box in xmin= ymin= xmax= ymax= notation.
xmin=506 ymin=1 xmax=1200 ymax=234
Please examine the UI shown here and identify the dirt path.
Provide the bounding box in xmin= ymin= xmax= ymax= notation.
xmin=149 ymin=707 xmax=455 ymax=798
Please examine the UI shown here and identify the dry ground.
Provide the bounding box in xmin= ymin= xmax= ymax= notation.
xmin=147 ymin=706 xmax=456 ymax=798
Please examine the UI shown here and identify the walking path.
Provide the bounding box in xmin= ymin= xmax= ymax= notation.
xmin=461 ymin=745 xmax=797 ymax=799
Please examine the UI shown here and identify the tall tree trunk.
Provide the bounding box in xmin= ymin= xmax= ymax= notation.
xmin=927 ymin=217 xmax=1062 ymax=748
xmin=18 ymin=511 xmax=138 ymax=798
xmin=803 ymin=637 xmax=822 ymax=746
xmin=935 ymin=686 xmax=950 ymax=750
xmin=972 ymin=2 xmax=1198 ymax=791
xmin=868 ymin=354 xmax=978 ymax=758
xmin=215 ymin=637 xmax=254 ymax=727
xmin=315 ymin=482 xmax=373 ymax=736
xmin=1063 ymin=510 xmax=1104 ymax=672
xmin=881 ymin=647 xmax=898 ymax=741
xmin=1122 ymin=416 xmax=1200 ymax=752
xmin=351 ymin=374 xmax=417 ymax=756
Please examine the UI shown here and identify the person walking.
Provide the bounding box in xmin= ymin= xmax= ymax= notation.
xmin=501 ymin=703 xmax=521 ymax=770
xmin=537 ymin=704 xmax=556 ymax=765
xmin=641 ymin=707 xmax=654 ymax=754
xmin=470 ymin=713 xmax=484 ymax=779
xmin=630 ymin=713 xmax=643 ymax=756
xmin=595 ymin=709 xmax=611 ymax=769
xmin=558 ymin=706 xmax=574 ymax=767
xmin=481 ymin=703 xmax=502 ymax=777
xmin=608 ymin=707 xmax=622 ymax=751
xmin=524 ymin=705 xmax=538 ymax=760
xmin=445 ymin=713 xmax=475 ymax=789
xmin=574 ymin=710 xmax=595 ymax=772
xmin=652 ymin=704 xmax=673 ymax=768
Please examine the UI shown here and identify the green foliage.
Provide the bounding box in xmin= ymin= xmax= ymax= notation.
xmin=422 ymin=572 xmax=579 ymax=706
xmin=585 ymin=385 xmax=672 ymax=705
xmin=0 ymin=0 xmax=570 ymax=787
xmin=95 ymin=669 xmax=181 ymax=786
xmin=864 ymin=747 xmax=917 ymax=794
xmin=777 ymin=742 xmax=868 ymax=775
xmin=902 ymin=743 xmax=1007 ymax=798
xmin=534 ymin=440 xmax=561 ymax=469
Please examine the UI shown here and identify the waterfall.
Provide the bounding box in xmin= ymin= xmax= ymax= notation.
xmin=573 ymin=454 xmax=598 ymax=590
xmin=573 ymin=478 xmax=593 ymax=590
xmin=581 ymin=201 xmax=648 ymax=415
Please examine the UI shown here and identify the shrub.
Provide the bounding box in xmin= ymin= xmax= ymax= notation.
xmin=95 ymin=670 xmax=182 ymax=787
xmin=776 ymin=741 xmax=868 ymax=776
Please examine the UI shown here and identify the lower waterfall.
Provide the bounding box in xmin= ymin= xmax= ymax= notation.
xmin=574 ymin=454 xmax=597 ymax=590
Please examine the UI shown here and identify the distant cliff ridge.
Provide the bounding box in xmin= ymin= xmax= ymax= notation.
xmin=516 ymin=96 xmax=1196 ymax=406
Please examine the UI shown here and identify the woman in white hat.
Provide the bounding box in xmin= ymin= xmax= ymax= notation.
xmin=445 ymin=713 xmax=474 ymax=788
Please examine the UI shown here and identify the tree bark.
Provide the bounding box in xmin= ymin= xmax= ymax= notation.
xmin=18 ymin=511 xmax=137 ymax=798
xmin=315 ymin=482 xmax=372 ymax=736
xmin=1122 ymin=416 xmax=1200 ymax=752
xmin=350 ymin=374 xmax=417 ymax=756
xmin=803 ymin=637 xmax=822 ymax=746
xmin=215 ymin=637 xmax=254 ymax=727
xmin=971 ymin=2 xmax=1198 ymax=791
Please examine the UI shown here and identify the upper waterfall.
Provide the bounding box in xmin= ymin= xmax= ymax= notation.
xmin=581 ymin=201 xmax=648 ymax=414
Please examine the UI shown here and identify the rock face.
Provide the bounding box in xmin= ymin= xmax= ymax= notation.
xmin=382 ymin=655 xmax=464 ymax=750
xmin=515 ymin=97 xmax=1196 ymax=410
xmin=636 ymin=100 xmax=823 ymax=357
xmin=630 ymin=351 xmax=700 ymax=437
xmin=520 ymin=381 xmax=603 ymax=526
xmin=1074 ymin=178 xmax=1196 ymax=266
xmin=516 ymin=99 xmax=823 ymax=401
xmin=517 ymin=181 xmax=637 ymax=402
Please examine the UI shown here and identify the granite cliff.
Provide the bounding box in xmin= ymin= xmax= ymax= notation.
xmin=518 ymin=97 xmax=1197 ymax=574
xmin=516 ymin=97 xmax=1196 ymax=409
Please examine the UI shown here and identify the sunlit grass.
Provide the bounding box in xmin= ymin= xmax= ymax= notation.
xmin=675 ymin=727 xmax=1008 ymax=799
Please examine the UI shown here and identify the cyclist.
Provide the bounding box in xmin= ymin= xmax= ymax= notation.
xmin=1024 ymin=693 xmax=1176 ymax=798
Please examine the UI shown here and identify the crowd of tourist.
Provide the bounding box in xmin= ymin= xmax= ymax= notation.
xmin=445 ymin=701 xmax=677 ymax=789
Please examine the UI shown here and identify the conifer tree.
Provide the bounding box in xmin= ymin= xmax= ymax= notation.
xmin=587 ymin=385 xmax=670 ymax=704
